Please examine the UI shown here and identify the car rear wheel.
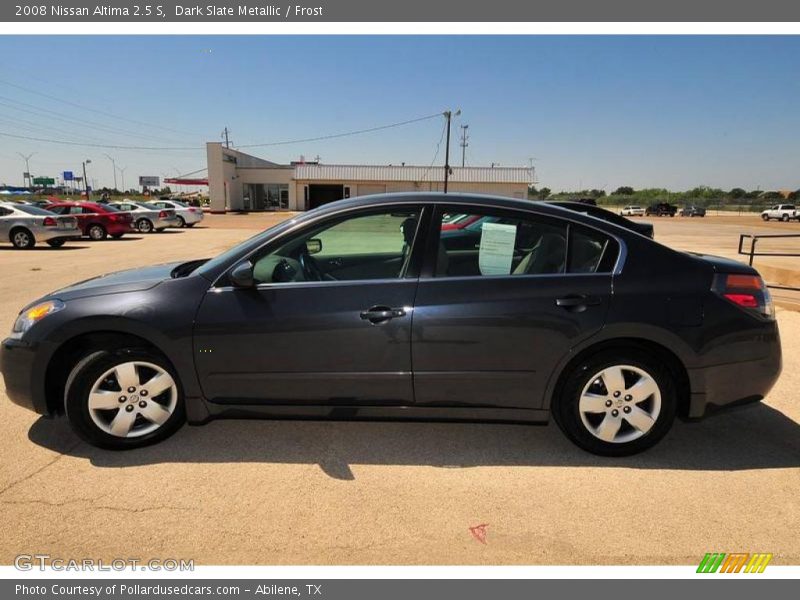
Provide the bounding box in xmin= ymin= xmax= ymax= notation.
xmin=176 ymin=216 xmax=186 ymax=228
xmin=762 ymin=214 xmax=769 ymax=221
xmin=137 ymin=218 xmax=154 ymax=233
xmin=46 ymin=239 xmax=66 ymax=248
xmin=88 ymin=224 xmax=107 ymax=240
xmin=553 ymin=350 xmax=676 ymax=456
xmin=782 ymin=214 xmax=789 ymax=222
xmin=65 ymin=348 xmax=185 ymax=450
xmin=10 ymin=227 xmax=35 ymax=249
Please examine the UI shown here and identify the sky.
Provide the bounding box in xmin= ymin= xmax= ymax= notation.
xmin=0 ymin=35 xmax=798 ymax=193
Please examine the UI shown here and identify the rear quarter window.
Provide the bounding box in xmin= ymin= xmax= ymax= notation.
xmin=568 ymin=225 xmax=619 ymax=274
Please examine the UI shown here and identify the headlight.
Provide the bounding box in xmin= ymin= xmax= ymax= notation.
xmin=10 ymin=299 xmax=65 ymax=339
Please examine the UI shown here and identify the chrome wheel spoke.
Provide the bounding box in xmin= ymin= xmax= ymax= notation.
xmin=600 ymin=366 xmax=626 ymax=394
xmin=114 ymin=363 xmax=139 ymax=390
xmin=139 ymin=402 xmax=171 ymax=425
xmin=143 ymin=372 xmax=172 ymax=397
xmin=595 ymin=415 xmax=622 ymax=442
xmin=88 ymin=390 xmax=120 ymax=410
xmin=624 ymin=406 xmax=656 ymax=433
xmin=109 ymin=408 xmax=137 ymax=437
xmin=628 ymin=376 xmax=658 ymax=403
xmin=579 ymin=392 xmax=608 ymax=413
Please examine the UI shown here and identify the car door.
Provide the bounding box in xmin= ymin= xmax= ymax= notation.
xmin=411 ymin=205 xmax=617 ymax=410
xmin=193 ymin=204 xmax=427 ymax=405
xmin=0 ymin=206 xmax=12 ymax=240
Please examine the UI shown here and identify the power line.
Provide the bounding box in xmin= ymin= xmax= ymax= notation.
xmin=0 ymin=77 xmax=205 ymax=139
xmin=0 ymin=111 xmax=446 ymax=152
xmin=420 ymin=118 xmax=448 ymax=182
xmin=235 ymin=112 xmax=443 ymax=148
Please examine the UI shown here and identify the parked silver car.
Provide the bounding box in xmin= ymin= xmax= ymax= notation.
xmin=0 ymin=202 xmax=81 ymax=249
xmin=108 ymin=201 xmax=179 ymax=233
xmin=151 ymin=199 xmax=204 ymax=228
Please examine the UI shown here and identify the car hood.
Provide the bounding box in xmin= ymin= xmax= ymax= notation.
xmin=44 ymin=261 xmax=184 ymax=303
xmin=685 ymin=252 xmax=757 ymax=275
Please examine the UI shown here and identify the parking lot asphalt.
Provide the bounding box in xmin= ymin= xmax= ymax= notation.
xmin=1 ymin=213 xmax=799 ymax=565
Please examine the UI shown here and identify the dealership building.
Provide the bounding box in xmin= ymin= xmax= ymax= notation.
xmin=206 ymin=142 xmax=534 ymax=213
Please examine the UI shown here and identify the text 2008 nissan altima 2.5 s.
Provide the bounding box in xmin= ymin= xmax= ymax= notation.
xmin=0 ymin=194 xmax=782 ymax=455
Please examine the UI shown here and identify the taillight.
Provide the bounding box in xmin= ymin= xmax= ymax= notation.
xmin=159 ymin=210 xmax=168 ymax=218
xmin=189 ymin=208 xmax=197 ymax=213
xmin=43 ymin=217 xmax=57 ymax=227
xmin=712 ymin=273 xmax=774 ymax=319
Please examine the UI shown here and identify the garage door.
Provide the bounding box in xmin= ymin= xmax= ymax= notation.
xmin=355 ymin=184 xmax=387 ymax=197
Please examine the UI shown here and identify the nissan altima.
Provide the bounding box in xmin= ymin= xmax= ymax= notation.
xmin=0 ymin=194 xmax=782 ymax=455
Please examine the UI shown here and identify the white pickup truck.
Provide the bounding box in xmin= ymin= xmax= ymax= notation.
xmin=761 ymin=204 xmax=800 ymax=222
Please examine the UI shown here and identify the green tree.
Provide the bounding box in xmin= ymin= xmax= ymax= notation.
xmin=613 ymin=186 xmax=635 ymax=195
xmin=539 ymin=187 xmax=551 ymax=199
xmin=728 ymin=187 xmax=747 ymax=198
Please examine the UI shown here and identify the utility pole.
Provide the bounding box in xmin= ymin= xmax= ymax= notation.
xmin=443 ymin=109 xmax=461 ymax=193
xmin=459 ymin=124 xmax=469 ymax=167
xmin=82 ymin=159 xmax=92 ymax=200
xmin=103 ymin=153 xmax=118 ymax=191
xmin=222 ymin=127 xmax=231 ymax=149
xmin=17 ymin=152 xmax=35 ymax=188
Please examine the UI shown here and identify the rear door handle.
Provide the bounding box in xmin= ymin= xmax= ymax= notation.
xmin=360 ymin=306 xmax=406 ymax=323
xmin=556 ymin=295 xmax=602 ymax=312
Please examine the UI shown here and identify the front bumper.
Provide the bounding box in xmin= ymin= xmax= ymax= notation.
xmin=0 ymin=337 xmax=48 ymax=414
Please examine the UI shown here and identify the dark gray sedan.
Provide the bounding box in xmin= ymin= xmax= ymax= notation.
xmin=0 ymin=193 xmax=782 ymax=455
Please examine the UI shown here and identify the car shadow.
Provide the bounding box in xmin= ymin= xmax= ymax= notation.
xmin=104 ymin=236 xmax=143 ymax=242
xmin=27 ymin=402 xmax=800 ymax=480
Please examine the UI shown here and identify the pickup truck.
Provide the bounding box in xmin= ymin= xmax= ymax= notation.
xmin=761 ymin=204 xmax=800 ymax=222
xmin=645 ymin=202 xmax=678 ymax=217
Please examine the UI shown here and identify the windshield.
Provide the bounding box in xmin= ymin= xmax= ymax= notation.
xmin=15 ymin=204 xmax=57 ymax=216
xmin=196 ymin=217 xmax=301 ymax=279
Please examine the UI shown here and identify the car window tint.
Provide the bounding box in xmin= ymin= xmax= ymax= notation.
xmin=251 ymin=208 xmax=421 ymax=284
xmin=569 ymin=225 xmax=615 ymax=273
xmin=436 ymin=209 xmax=567 ymax=277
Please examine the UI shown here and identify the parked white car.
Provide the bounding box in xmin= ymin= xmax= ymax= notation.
xmin=151 ymin=199 xmax=204 ymax=228
xmin=108 ymin=200 xmax=180 ymax=233
xmin=761 ymin=204 xmax=799 ymax=222
xmin=0 ymin=201 xmax=81 ymax=249
xmin=620 ymin=205 xmax=645 ymax=217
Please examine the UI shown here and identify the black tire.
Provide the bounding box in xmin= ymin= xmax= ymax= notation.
xmin=10 ymin=227 xmax=35 ymax=249
xmin=88 ymin=224 xmax=107 ymax=240
xmin=64 ymin=348 xmax=186 ymax=450
xmin=137 ymin=218 xmax=154 ymax=233
xmin=552 ymin=349 xmax=677 ymax=456
xmin=46 ymin=239 xmax=66 ymax=248
xmin=782 ymin=214 xmax=789 ymax=222
xmin=176 ymin=216 xmax=186 ymax=228
xmin=762 ymin=214 xmax=769 ymax=221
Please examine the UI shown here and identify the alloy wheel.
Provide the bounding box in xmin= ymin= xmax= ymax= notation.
xmin=138 ymin=219 xmax=153 ymax=233
xmin=13 ymin=230 xmax=32 ymax=248
xmin=578 ymin=364 xmax=662 ymax=444
xmin=87 ymin=361 xmax=178 ymax=438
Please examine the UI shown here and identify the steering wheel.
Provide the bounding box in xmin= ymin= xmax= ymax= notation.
xmin=298 ymin=251 xmax=325 ymax=281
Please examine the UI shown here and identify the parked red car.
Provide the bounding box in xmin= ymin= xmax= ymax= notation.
xmin=440 ymin=213 xmax=483 ymax=231
xmin=44 ymin=202 xmax=134 ymax=240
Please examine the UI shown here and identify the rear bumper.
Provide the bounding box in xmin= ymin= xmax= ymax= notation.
xmin=35 ymin=227 xmax=82 ymax=242
xmin=686 ymin=349 xmax=782 ymax=419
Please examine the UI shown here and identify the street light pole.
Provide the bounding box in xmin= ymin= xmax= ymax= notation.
xmin=443 ymin=109 xmax=461 ymax=194
xmin=460 ymin=124 xmax=469 ymax=167
xmin=103 ymin=153 xmax=117 ymax=191
xmin=82 ymin=159 xmax=92 ymax=200
xmin=17 ymin=152 xmax=36 ymax=188
xmin=118 ymin=166 xmax=127 ymax=193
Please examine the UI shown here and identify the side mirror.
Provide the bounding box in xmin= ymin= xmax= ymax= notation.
xmin=229 ymin=260 xmax=255 ymax=288
xmin=306 ymin=238 xmax=322 ymax=255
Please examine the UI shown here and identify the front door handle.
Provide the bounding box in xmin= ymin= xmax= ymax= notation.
xmin=556 ymin=295 xmax=602 ymax=312
xmin=360 ymin=305 xmax=406 ymax=323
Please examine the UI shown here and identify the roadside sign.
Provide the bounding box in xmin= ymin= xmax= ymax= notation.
xmin=63 ymin=171 xmax=74 ymax=181
xmin=139 ymin=176 xmax=160 ymax=187
xmin=33 ymin=177 xmax=55 ymax=185
xmin=23 ymin=171 xmax=30 ymax=179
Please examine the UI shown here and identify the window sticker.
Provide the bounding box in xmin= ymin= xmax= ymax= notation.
xmin=478 ymin=222 xmax=517 ymax=275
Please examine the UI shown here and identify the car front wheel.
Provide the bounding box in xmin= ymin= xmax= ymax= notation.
xmin=88 ymin=224 xmax=107 ymax=240
xmin=553 ymin=350 xmax=676 ymax=456
xmin=137 ymin=219 xmax=154 ymax=233
xmin=65 ymin=348 xmax=185 ymax=450
xmin=176 ymin=216 xmax=186 ymax=228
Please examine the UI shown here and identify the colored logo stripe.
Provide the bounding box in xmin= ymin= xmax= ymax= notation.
xmin=697 ymin=553 xmax=772 ymax=573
